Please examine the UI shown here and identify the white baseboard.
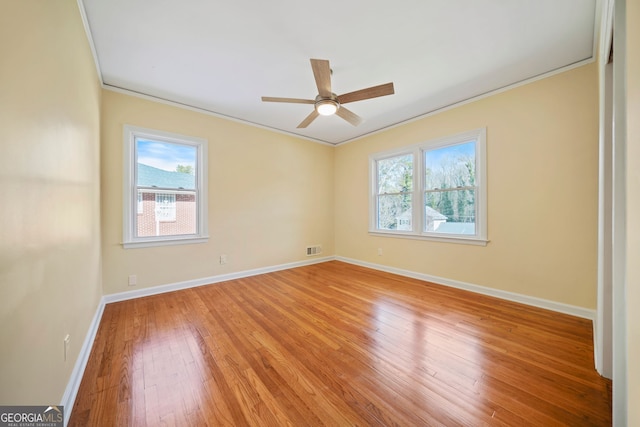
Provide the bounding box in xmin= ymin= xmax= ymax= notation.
xmin=103 ymin=256 xmax=334 ymax=304
xmin=336 ymin=256 xmax=596 ymax=321
xmin=61 ymin=299 xmax=105 ymax=427
xmin=63 ymin=254 xmax=596 ymax=424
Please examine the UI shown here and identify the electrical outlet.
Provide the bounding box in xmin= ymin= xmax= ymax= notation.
xmin=220 ymin=254 xmax=228 ymax=265
xmin=128 ymin=275 xmax=137 ymax=286
xmin=64 ymin=335 xmax=70 ymax=362
xmin=378 ymin=248 xmax=383 ymax=256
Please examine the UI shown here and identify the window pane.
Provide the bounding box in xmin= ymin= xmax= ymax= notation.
xmin=377 ymin=194 xmax=412 ymax=230
xmin=136 ymin=139 xmax=196 ymax=190
xmin=136 ymin=191 xmax=197 ymax=237
xmin=135 ymin=138 xmax=198 ymax=238
xmin=424 ymin=189 xmax=475 ymax=234
xmin=377 ymin=154 xmax=413 ymax=194
xmin=424 ymin=141 xmax=475 ymax=190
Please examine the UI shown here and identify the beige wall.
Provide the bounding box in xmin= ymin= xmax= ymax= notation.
xmin=0 ymin=0 xmax=102 ymax=405
xmin=101 ymin=90 xmax=334 ymax=294
xmin=625 ymin=0 xmax=639 ymax=423
xmin=0 ymin=0 xmax=619 ymax=413
xmin=335 ymin=63 xmax=599 ymax=308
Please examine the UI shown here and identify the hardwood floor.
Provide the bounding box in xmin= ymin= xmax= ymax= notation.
xmin=69 ymin=261 xmax=611 ymax=426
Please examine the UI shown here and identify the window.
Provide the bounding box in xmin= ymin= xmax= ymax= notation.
xmin=370 ymin=128 xmax=487 ymax=245
xmin=123 ymin=125 xmax=208 ymax=248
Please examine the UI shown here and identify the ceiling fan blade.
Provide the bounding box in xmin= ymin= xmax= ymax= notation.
xmin=337 ymin=82 xmax=395 ymax=104
xmin=335 ymin=106 xmax=363 ymax=126
xmin=310 ymin=59 xmax=332 ymax=98
xmin=261 ymin=96 xmax=315 ymax=104
xmin=297 ymin=109 xmax=320 ymax=128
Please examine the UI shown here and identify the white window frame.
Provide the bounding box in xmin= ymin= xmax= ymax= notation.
xmin=369 ymin=128 xmax=487 ymax=246
xmin=123 ymin=125 xmax=208 ymax=248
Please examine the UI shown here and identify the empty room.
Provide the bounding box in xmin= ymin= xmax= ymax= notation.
xmin=1 ymin=0 xmax=638 ymax=426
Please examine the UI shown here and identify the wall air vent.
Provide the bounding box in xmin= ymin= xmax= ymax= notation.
xmin=306 ymin=245 xmax=322 ymax=256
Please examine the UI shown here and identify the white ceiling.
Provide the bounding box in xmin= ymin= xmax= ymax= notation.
xmin=80 ymin=0 xmax=598 ymax=145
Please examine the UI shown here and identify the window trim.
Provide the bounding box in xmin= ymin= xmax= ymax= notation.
xmin=123 ymin=125 xmax=208 ymax=249
xmin=369 ymin=128 xmax=488 ymax=246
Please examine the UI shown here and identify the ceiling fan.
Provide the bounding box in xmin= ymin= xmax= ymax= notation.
xmin=262 ymin=58 xmax=395 ymax=128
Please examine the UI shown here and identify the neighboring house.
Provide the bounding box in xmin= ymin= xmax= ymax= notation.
xmin=396 ymin=206 xmax=448 ymax=231
xmin=137 ymin=163 xmax=196 ymax=237
xmin=395 ymin=210 xmax=412 ymax=231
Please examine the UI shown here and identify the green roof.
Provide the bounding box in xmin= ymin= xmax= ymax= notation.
xmin=137 ymin=163 xmax=195 ymax=190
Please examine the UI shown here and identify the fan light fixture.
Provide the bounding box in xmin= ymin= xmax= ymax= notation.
xmin=315 ymin=99 xmax=339 ymax=116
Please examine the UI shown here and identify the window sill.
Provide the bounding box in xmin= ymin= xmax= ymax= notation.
xmin=123 ymin=236 xmax=209 ymax=249
xmin=368 ymin=230 xmax=489 ymax=246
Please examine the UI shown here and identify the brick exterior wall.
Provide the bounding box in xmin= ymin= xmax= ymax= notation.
xmin=137 ymin=192 xmax=196 ymax=237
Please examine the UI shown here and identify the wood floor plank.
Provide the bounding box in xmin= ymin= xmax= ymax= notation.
xmin=206 ymin=285 xmax=367 ymax=426
xmin=69 ymin=261 xmax=611 ymax=426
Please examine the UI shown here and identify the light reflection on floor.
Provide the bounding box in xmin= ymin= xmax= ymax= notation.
xmin=370 ymin=295 xmax=490 ymax=417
